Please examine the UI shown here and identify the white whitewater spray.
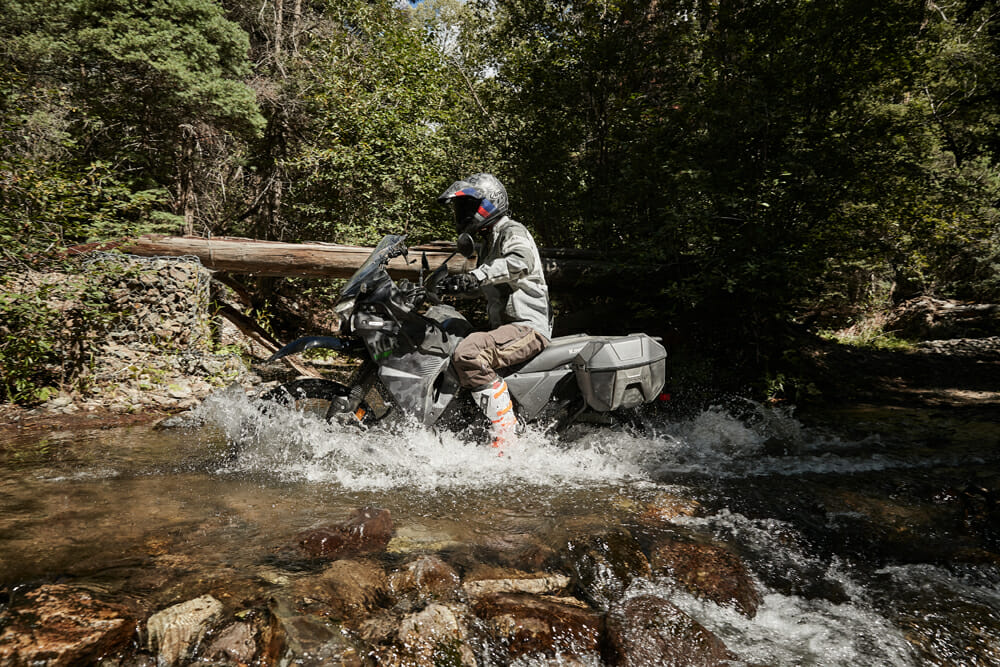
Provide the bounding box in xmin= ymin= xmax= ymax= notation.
xmin=188 ymin=387 xmax=948 ymax=491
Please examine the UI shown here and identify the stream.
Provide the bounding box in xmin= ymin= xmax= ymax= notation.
xmin=2 ymin=387 xmax=999 ymax=665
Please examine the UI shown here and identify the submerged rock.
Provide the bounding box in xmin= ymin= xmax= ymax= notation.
xmin=389 ymin=554 xmax=462 ymax=602
xmin=265 ymin=596 xmax=363 ymax=666
xmin=203 ymin=621 xmax=257 ymax=664
xmin=397 ymin=603 xmax=467 ymax=644
xmin=388 ymin=603 xmax=477 ymax=666
xmin=604 ymin=594 xmax=736 ymax=666
xmin=0 ymin=584 xmax=136 ymax=666
xmin=560 ymin=529 xmax=651 ymax=610
xmin=386 ymin=523 xmax=462 ymax=554
xmin=297 ymin=506 xmax=394 ymax=560
xmin=640 ymin=492 xmax=702 ymax=523
xmin=473 ymin=592 xmax=603 ymax=659
xmin=145 ymin=594 xmax=225 ymax=666
xmin=292 ymin=558 xmax=390 ymax=621
xmin=651 ymin=540 xmax=762 ymax=617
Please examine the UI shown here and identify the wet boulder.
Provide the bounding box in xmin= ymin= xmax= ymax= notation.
xmin=264 ymin=596 xmax=363 ymax=666
xmin=650 ymin=540 xmax=762 ymax=617
xmin=292 ymin=558 xmax=390 ymax=621
xmin=462 ymin=565 xmax=571 ymax=598
xmin=354 ymin=604 xmax=476 ymax=666
xmin=395 ymin=603 xmax=477 ymax=666
xmin=203 ymin=621 xmax=258 ymax=664
xmin=145 ymin=594 xmax=225 ymax=666
xmin=639 ymin=491 xmax=702 ymax=524
xmin=475 ymin=534 xmax=559 ymax=572
xmin=604 ymin=594 xmax=736 ymax=666
xmin=0 ymin=584 xmax=137 ymax=666
xmin=560 ymin=529 xmax=651 ymax=610
xmin=389 ymin=554 xmax=462 ymax=602
xmin=296 ymin=506 xmax=394 ymax=560
xmin=473 ymin=592 xmax=603 ymax=659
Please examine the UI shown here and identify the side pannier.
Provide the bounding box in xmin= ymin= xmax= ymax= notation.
xmin=572 ymin=334 xmax=667 ymax=412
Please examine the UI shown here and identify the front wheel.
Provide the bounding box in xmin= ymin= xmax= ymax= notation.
xmin=260 ymin=378 xmax=380 ymax=426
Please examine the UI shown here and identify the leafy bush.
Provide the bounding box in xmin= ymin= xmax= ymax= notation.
xmin=0 ymin=262 xmax=125 ymax=403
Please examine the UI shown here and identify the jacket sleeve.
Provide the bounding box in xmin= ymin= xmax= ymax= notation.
xmin=470 ymin=227 xmax=537 ymax=287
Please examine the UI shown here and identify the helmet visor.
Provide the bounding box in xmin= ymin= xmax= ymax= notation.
xmin=452 ymin=194 xmax=482 ymax=230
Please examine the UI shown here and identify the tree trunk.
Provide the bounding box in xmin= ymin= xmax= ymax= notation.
xmin=117 ymin=235 xmax=619 ymax=290
xmin=177 ymin=125 xmax=198 ymax=235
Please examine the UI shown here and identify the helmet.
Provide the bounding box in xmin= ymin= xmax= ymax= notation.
xmin=437 ymin=173 xmax=509 ymax=234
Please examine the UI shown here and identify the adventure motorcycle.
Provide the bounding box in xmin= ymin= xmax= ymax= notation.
xmin=262 ymin=234 xmax=667 ymax=436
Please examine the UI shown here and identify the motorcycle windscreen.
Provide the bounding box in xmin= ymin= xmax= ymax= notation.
xmin=338 ymin=234 xmax=407 ymax=301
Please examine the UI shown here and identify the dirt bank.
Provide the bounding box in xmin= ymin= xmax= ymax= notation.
xmin=793 ymin=336 xmax=1000 ymax=412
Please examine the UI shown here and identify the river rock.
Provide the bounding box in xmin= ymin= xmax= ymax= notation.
xmin=292 ymin=558 xmax=389 ymax=621
xmin=640 ymin=492 xmax=702 ymax=523
xmin=0 ymin=584 xmax=137 ymax=666
xmin=145 ymin=594 xmax=225 ymax=666
xmin=474 ymin=533 xmax=559 ymax=571
xmin=202 ymin=620 xmax=258 ymax=663
xmin=398 ymin=603 xmax=467 ymax=644
xmin=462 ymin=565 xmax=571 ymax=598
xmin=386 ymin=523 xmax=462 ymax=554
xmin=604 ymin=594 xmax=736 ymax=666
xmin=560 ymin=528 xmax=651 ymax=610
xmin=265 ymin=596 xmax=363 ymax=666
xmin=389 ymin=554 xmax=462 ymax=601
xmin=296 ymin=506 xmax=394 ymax=560
xmin=383 ymin=603 xmax=477 ymax=666
xmin=473 ymin=592 xmax=603 ymax=659
xmin=650 ymin=540 xmax=762 ymax=617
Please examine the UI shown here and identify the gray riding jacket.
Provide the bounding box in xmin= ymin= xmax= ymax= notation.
xmin=469 ymin=216 xmax=552 ymax=339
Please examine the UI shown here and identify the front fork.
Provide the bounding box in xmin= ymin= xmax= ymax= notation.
xmin=324 ymin=359 xmax=380 ymax=423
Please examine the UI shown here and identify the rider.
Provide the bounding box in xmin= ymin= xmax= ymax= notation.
xmin=436 ymin=173 xmax=551 ymax=451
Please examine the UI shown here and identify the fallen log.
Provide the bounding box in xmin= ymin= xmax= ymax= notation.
xmin=120 ymin=235 xmax=474 ymax=279
xmin=115 ymin=235 xmax=615 ymax=289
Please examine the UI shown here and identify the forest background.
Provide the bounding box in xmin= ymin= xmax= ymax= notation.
xmin=1 ymin=0 xmax=998 ymax=403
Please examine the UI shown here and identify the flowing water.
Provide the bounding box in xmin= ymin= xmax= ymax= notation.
xmin=2 ymin=386 xmax=999 ymax=665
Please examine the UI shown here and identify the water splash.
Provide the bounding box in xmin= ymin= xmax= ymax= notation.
xmin=190 ymin=387 xmax=664 ymax=492
xmin=627 ymin=508 xmax=923 ymax=666
xmin=185 ymin=387 xmax=970 ymax=492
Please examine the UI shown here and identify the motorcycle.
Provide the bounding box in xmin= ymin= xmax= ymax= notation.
xmin=261 ymin=234 xmax=667 ymax=436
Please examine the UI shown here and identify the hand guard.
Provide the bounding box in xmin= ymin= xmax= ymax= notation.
xmin=437 ymin=272 xmax=481 ymax=294
xmin=404 ymin=286 xmax=426 ymax=308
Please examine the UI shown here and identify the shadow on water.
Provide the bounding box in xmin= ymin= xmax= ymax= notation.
xmin=1 ymin=386 xmax=999 ymax=665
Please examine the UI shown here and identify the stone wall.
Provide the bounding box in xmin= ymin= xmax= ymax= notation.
xmin=6 ymin=254 xmax=261 ymax=415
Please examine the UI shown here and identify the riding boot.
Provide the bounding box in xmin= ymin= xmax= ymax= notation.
xmin=471 ymin=378 xmax=518 ymax=454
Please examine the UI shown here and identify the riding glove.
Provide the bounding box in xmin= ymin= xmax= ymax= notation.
xmin=438 ymin=272 xmax=481 ymax=294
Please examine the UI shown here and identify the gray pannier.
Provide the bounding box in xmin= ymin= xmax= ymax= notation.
xmin=572 ymin=334 xmax=667 ymax=412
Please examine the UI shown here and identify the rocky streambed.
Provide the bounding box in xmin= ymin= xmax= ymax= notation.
xmin=2 ymin=384 xmax=999 ymax=667
xmin=3 ymin=256 xmax=1000 ymax=665
xmin=1 ymin=501 xmax=755 ymax=666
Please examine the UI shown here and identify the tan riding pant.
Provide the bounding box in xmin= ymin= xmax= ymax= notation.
xmin=453 ymin=323 xmax=549 ymax=389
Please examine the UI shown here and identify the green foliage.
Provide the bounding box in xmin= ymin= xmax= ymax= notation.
xmin=72 ymin=0 xmax=263 ymax=133
xmin=485 ymin=0 xmax=1000 ymax=353
xmin=0 ymin=0 xmax=263 ymax=246
xmin=0 ymin=264 xmax=124 ymax=403
xmin=274 ymin=0 xmax=491 ymax=245
xmin=2 ymin=0 xmax=999 ymax=399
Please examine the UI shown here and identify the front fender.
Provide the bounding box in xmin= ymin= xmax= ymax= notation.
xmin=267 ymin=336 xmax=353 ymax=362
